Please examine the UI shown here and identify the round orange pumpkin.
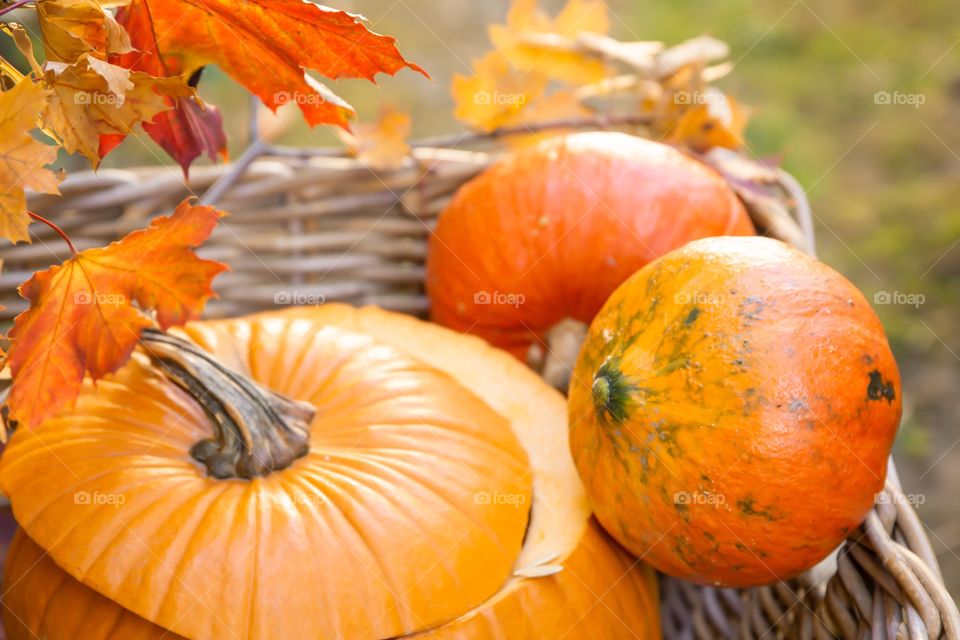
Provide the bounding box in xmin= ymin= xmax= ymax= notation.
xmin=568 ymin=236 xmax=902 ymax=587
xmin=427 ymin=132 xmax=754 ymax=368
xmin=2 ymin=305 xmax=659 ymax=639
xmin=3 ymin=530 xmax=185 ymax=640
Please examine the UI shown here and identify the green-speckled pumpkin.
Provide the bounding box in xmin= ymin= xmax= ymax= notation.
xmin=568 ymin=236 xmax=902 ymax=587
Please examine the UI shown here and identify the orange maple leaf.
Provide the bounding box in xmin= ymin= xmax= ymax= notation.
xmin=667 ymin=92 xmax=751 ymax=153
xmin=7 ymin=199 xmax=228 ymax=428
xmin=104 ymin=4 xmax=227 ymax=176
xmin=117 ymin=0 xmax=426 ymax=131
xmin=337 ymin=105 xmax=412 ymax=171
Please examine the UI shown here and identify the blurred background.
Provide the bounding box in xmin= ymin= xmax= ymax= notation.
xmin=4 ymin=0 xmax=959 ymax=593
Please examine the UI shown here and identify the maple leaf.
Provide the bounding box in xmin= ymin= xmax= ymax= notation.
xmin=99 ymin=86 xmax=228 ymax=177
xmin=337 ymin=105 xmax=412 ymax=171
xmin=142 ymin=97 xmax=227 ymax=174
xmin=453 ymin=51 xmax=547 ymax=131
xmin=0 ymin=78 xmax=61 ymax=245
xmin=42 ymin=54 xmax=193 ymax=167
xmin=102 ymin=4 xmax=227 ymax=176
xmin=36 ymin=0 xmax=134 ymax=62
xmin=490 ymin=0 xmax=610 ymax=86
xmin=502 ymin=89 xmax=595 ymax=148
xmin=115 ymin=0 xmax=426 ymax=133
xmin=6 ymin=199 xmax=227 ymax=428
xmin=667 ymin=92 xmax=751 ymax=153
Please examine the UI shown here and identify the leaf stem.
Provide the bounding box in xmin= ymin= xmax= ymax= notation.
xmin=0 ymin=0 xmax=33 ymax=19
xmin=27 ymin=211 xmax=78 ymax=255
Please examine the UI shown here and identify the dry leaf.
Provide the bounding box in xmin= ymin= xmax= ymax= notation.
xmin=0 ymin=78 xmax=61 ymax=244
xmin=7 ymin=199 xmax=227 ymax=428
xmin=102 ymin=3 xmax=226 ymax=175
xmin=144 ymin=97 xmax=227 ymax=175
xmin=453 ymin=51 xmax=547 ymax=131
xmin=98 ymin=95 xmax=226 ymax=175
xmin=43 ymin=54 xmax=193 ymax=166
xmin=2 ymin=22 xmax=42 ymax=77
xmin=503 ymin=89 xmax=594 ymax=148
xmin=655 ymin=36 xmax=730 ymax=79
xmin=338 ymin=105 xmax=412 ymax=171
xmin=36 ymin=0 xmax=134 ymax=62
xmin=489 ymin=0 xmax=610 ymax=85
xmin=575 ymin=33 xmax=663 ymax=70
xmin=667 ymin=91 xmax=751 ymax=152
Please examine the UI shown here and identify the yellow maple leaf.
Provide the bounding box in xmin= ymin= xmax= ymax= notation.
xmin=37 ymin=0 xmax=134 ymax=63
xmin=489 ymin=0 xmax=610 ymax=86
xmin=42 ymin=54 xmax=192 ymax=166
xmin=502 ymin=89 xmax=595 ymax=148
xmin=0 ymin=78 xmax=61 ymax=244
xmin=667 ymin=91 xmax=751 ymax=153
xmin=453 ymin=51 xmax=547 ymax=131
xmin=338 ymin=105 xmax=412 ymax=171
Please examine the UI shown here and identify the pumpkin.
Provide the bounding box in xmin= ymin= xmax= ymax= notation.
xmin=2 ymin=305 xmax=660 ymax=640
xmin=427 ymin=131 xmax=754 ymax=380
xmin=3 ymin=530 xmax=184 ymax=640
xmin=568 ymin=236 xmax=902 ymax=587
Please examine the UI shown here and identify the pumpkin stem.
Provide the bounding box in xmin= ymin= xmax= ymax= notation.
xmin=141 ymin=329 xmax=314 ymax=479
xmin=591 ymin=357 xmax=635 ymax=424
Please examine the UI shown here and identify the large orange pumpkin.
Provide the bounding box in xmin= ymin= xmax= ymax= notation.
xmin=568 ymin=236 xmax=902 ymax=587
xmin=2 ymin=305 xmax=659 ymax=639
xmin=427 ymin=132 xmax=754 ymax=369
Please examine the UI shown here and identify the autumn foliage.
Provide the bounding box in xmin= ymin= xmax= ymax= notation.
xmin=7 ymin=201 xmax=226 ymax=428
xmin=0 ymin=0 xmax=425 ymax=428
xmin=451 ymin=0 xmax=750 ymax=152
xmin=0 ymin=0 xmax=423 ymax=244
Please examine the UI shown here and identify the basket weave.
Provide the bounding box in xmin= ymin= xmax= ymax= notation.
xmin=9 ymin=139 xmax=960 ymax=639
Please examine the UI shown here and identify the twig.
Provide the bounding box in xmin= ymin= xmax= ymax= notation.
xmin=0 ymin=0 xmax=32 ymax=19
xmin=200 ymin=137 xmax=266 ymax=205
xmin=28 ymin=211 xmax=77 ymax=255
xmin=262 ymin=113 xmax=660 ymax=162
xmin=413 ymin=113 xmax=658 ymax=148
xmin=247 ymin=93 xmax=259 ymax=146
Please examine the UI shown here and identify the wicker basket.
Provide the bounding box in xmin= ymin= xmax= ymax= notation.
xmin=8 ymin=136 xmax=960 ymax=639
